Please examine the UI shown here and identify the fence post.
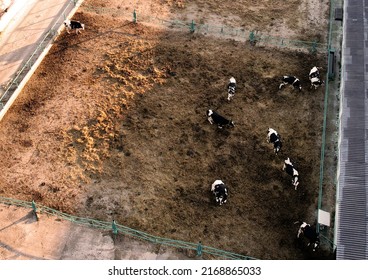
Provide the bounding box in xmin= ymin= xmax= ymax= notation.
xmin=196 ymin=241 xmax=202 ymax=257
xmin=112 ymin=220 xmax=118 ymax=241
xmin=133 ymin=10 xmax=137 ymax=23
xmin=190 ymin=20 xmax=195 ymax=33
xmin=310 ymin=41 xmax=317 ymax=54
xmin=249 ymin=31 xmax=256 ymax=46
xmin=31 ymin=200 xmax=38 ymax=221
xmin=112 ymin=220 xmax=118 ymax=235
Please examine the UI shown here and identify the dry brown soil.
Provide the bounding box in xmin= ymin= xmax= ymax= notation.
xmin=0 ymin=0 xmax=335 ymax=259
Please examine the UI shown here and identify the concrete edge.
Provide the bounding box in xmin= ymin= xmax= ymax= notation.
xmin=0 ymin=0 xmax=85 ymax=122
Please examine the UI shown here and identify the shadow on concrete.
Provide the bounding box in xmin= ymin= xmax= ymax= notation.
xmin=0 ymin=210 xmax=37 ymax=233
xmin=0 ymin=240 xmax=48 ymax=260
xmin=0 ymin=42 xmax=38 ymax=64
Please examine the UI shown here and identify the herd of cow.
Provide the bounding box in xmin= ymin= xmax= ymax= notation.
xmin=64 ymin=18 xmax=321 ymax=253
xmin=206 ymin=68 xmax=323 ymax=252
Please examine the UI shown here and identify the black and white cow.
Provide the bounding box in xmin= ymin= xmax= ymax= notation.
xmin=297 ymin=222 xmax=320 ymax=251
xmin=309 ymin=66 xmax=324 ymax=89
xmin=211 ymin=180 xmax=228 ymax=206
xmin=279 ymin=76 xmax=302 ymax=91
xmin=282 ymin=157 xmax=300 ymax=190
xmin=227 ymin=77 xmax=236 ymax=101
xmin=309 ymin=66 xmax=320 ymax=79
xmin=64 ymin=19 xmax=85 ymax=34
xmin=207 ymin=109 xmax=234 ymax=129
xmin=310 ymin=77 xmax=324 ymax=89
xmin=267 ymin=128 xmax=282 ymax=154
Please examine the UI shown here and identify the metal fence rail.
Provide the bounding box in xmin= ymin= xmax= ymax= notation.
xmin=316 ymin=0 xmax=339 ymax=253
xmin=0 ymin=32 xmax=52 ymax=107
xmin=0 ymin=196 xmax=257 ymax=260
xmin=249 ymin=32 xmax=325 ymax=53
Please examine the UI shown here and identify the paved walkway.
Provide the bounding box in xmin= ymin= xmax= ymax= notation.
xmin=0 ymin=0 xmax=76 ymax=92
xmin=336 ymin=0 xmax=368 ymax=259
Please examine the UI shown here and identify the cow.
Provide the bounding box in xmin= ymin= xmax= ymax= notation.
xmin=267 ymin=128 xmax=282 ymax=154
xmin=211 ymin=180 xmax=228 ymax=206
xmin=309 ymin=66 xmax=321 ymax=79
xmin=227 ymin=77 xmax=236 ymax=101
xmin=297 ymin=222 xmax=320 ymax=251
xmin=282 ymin=157 xmax=300 ymax=190
xmin=207 ymin=109 xmax=234 ymax=129
xmin=64 ymin=19 xmax=85 ymax=34
xmin=309 ymin=67 xmax=324 ymax=89
xmin=310 ymin=77 xmax=324 ymax=89
xmin=279 ymin=76 xmax=302 ymax=91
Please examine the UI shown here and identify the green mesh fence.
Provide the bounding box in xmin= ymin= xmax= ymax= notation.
xmin=316 ymin=0 xmax=339 ymax=252
xmin=0 ymin=196 xmax=257 ymax=260
xmin=81 ymin=4 xmax=327 ymax=53
xmin=248 ymin=32 xmax=324 ymax=53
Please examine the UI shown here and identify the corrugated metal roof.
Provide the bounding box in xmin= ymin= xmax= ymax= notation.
xmin=337 ymin=0 xmax=368 ymax=259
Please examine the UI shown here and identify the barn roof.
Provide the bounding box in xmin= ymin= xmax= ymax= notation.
xmin=337 ymin=0 xmax=368 ymax=260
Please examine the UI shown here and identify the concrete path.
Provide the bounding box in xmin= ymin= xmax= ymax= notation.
xmin=0 ymin=204 xmax=191 ymax=260
xmin=0 ymin=204 xmax=115 ymax=259
xmin=0 ymin=0 xmax=76 ymax=92
xmin=336 ymin=0 xmax=368 ymax=260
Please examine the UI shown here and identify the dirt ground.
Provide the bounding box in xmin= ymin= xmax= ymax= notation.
xmin=0 ymin=0 xmax=335 ymax=259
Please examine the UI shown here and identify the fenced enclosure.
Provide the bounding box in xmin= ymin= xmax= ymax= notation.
xmin=0 ymin=196 xmax=257 ymax=260
xmin=0 ymin=0 xmax=338 ymax=258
